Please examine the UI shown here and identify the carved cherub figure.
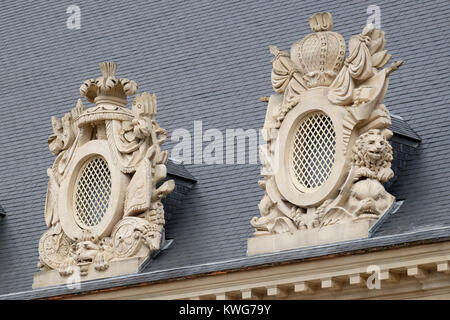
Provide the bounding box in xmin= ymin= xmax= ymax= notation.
xmin=352 ymin=128 xmax=394 ymax=183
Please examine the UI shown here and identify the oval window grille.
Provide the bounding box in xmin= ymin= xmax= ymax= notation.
xmin=73 ymin=156 xmax=112 ymax=228
xmin=290 ymin=111 xmax=336 ymax=191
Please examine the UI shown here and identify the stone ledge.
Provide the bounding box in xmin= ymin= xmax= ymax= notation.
xmin=55 ymin=241 xmax=450 ymax=300
xmin=32 ymin=257 xmax=144 ymax=289
xmin=247 ymin=220 xmax=376 ymax=255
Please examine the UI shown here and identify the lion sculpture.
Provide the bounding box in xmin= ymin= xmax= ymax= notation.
xmin=351 ymin=128 xmax=394 ymax=183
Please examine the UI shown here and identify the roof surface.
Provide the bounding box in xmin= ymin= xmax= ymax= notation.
xmin=1 ymin=0 xmax=449 ymax=298
xmin=390 ymin=115 xmax=421 ymax=142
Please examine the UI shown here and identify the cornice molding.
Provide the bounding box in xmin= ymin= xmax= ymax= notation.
xmin=55 ymin=241 xmax=450 ymax=300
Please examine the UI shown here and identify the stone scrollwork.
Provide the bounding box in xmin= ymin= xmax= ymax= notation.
xmin=112 ymin=218 xmax=144 ymax=258
xmin=111 ymin=216 xmax=163 ymax=258
xmin=37 ymin=223 xmax=72 ymax=272
xmin=37 ymin=62 xmax=174 ymax=279
xmin=251 ymin=12 xmax=401 ymax=241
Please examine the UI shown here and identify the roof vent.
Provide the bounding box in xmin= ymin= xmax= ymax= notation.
xmin=386 ymin=114 xmax=421 ymax=191
xmin=162 ymin=158 xmax=197 ymax=222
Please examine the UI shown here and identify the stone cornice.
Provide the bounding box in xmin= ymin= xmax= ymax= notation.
xmin=51 ymin=241 xmax=450 ymax=299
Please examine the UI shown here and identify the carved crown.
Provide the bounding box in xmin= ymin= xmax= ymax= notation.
xmin=290 ymin=12 xmax=346 ymax=87
xmin=79 ymin=61 xmax=138 ymax=107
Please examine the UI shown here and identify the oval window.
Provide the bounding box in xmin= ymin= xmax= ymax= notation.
xmin=73 ymin=156 xmax=112 ymax=228
xmin=290 ymin=111 xmax=336 ymax=192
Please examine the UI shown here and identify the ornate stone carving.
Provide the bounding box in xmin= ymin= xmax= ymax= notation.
xmin=37 ymin=62 xmax=174 ymax=279
xmin=351 ymin=128 xmax=394 ymax=183
xmin=319 ymin=179 xmax=395 ymax=226
xmin=37 ymin=223 xmax=72 ymax=271
xmin=48 ymin=113 xmax=75 ymax=156
xmin=250 ymin=12 xmax=401 ymax=243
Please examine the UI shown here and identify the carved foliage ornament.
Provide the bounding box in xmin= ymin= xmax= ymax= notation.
xmin=253 ymin=12 xmax=402 ymax=236
xmin=38 ymin=62 xmax=175 ymax=277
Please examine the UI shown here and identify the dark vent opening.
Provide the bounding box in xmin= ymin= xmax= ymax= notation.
xmin=385 ymin=114 xmax=421 ymax=192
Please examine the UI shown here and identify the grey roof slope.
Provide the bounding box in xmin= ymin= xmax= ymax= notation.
xmin=390 ymin=115 xmax=421 ymax=143
xmin=1 ymin=0 xmax=450 ymax=298
xmin=166 ymin=159 xmax=197 ymax=182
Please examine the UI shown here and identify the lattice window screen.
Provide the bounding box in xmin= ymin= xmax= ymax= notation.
xmin=73 ymin=156 xmax=112 ymax=228
xmin=291 ymin=112 xmax=336 ymax=190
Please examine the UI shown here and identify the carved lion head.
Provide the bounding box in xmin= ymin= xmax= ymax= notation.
xmin=352 ymin=128 xmax=393 ymax=170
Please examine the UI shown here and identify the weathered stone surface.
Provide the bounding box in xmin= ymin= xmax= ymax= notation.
xmin=249 ymin=12 xmax=402 ymax=253
xmin=35 ymin=62 xmax=174 ymax=287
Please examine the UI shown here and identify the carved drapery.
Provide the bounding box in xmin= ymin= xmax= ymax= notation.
xmin=37 ymin=62 xmax=174 ymax=277
xmin=252 ymin=12 xmax=402 ymax=237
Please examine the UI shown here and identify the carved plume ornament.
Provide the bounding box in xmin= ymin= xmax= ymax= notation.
xmin=38 ymin=62 xmax=174 ymax=278
xmin=252 ymin=13 xmax=401 ymax=238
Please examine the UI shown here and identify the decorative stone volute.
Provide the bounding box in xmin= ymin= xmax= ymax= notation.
xmin=248 ymin=12 xmax=403 ymax=255
xmin=34 ymin=62 xmax=174 ymax=287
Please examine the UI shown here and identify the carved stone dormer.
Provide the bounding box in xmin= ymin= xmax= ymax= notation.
xmin=34 ymin=62 xmax=174 ymax=288
xmin=248 ymin=12 xmax=403 ymax=255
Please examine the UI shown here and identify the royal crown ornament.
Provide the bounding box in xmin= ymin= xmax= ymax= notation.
xmin=290 ymin=12 xmax=345 ymax=88
xmin=80 ymin=61 xmax=138 ymax=106
xmin=248 ymin=12 xmax=403 ymax=254
xmin=34 ymin=62 xmax=174 ymax=287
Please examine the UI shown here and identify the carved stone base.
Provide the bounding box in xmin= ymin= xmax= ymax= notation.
xmin=247 ymin=220 xmax=376 ymax=256
xmin=32 ymin=256 xmax=146 ymax=289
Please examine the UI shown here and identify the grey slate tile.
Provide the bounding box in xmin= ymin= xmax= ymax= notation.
xmin=0 ymin=0 xmax=449 ymax=297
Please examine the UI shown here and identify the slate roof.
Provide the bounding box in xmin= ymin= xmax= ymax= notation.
xmin=166 ymin=159 xmax=197 ymax=182
xmin=390 ymin=115 xmax=421 ymax=143
xmin=1 ymin=0 xmax=450 ymax=299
